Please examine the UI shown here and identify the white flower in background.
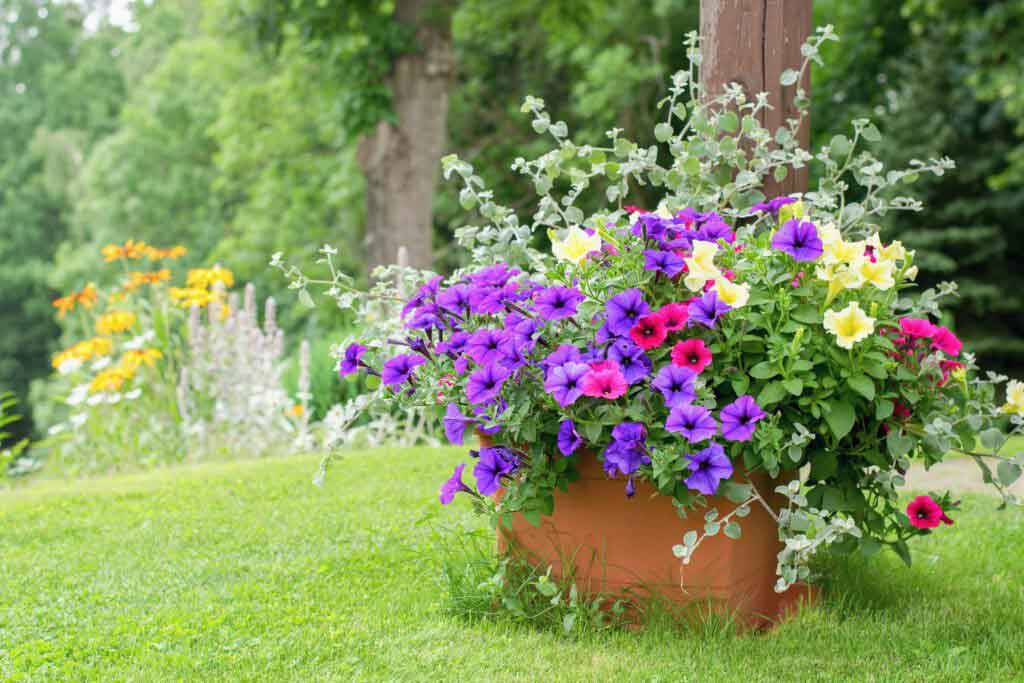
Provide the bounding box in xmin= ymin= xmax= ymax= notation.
xmin=69 ymin=413 xmax=87 ymax=428
xmin=125 ymin=389 xmax=142 ymax=400
xmin=123 ymin=331 xmax=155 ymax=351
xmin=91 ymin=356 xmax=111 ymax=371
xmin=48 ymin=423 xmax=66 ymax=436
xmin=86 ymin=394 xmax=106 ymax=406
xmin=58 ymin=357 xmax=83 ymax=375
xmin=67 ymin=385 xmax=89 ymax=406
xmin=106 ymin=393 xmax=123 ymax=404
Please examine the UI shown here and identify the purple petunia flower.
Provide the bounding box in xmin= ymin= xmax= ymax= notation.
xmin=643 ymin=249 xmax=686 ymax=278
xmin=338 ymin=343 xmax=367 ymax=377
xmin=436 ymin=284 xmax=473 ymax=316
xmin=436 ymin=331 xmax=470 ymax=358
xmin=542 ymin=344 xmax=583 ymax=371
xmin=401 ymin=275 xmax=444 ymax=319
xmin=608 ymin=339 xmax=652 ymax=385
xmin=533 ymin=286 xmax=586 ymax=321
xmin=505 ymin=313 xmax=544 ymax=346
xmin=443 ymin=403 xmax=472 ymax=445
xmin=665 ymin=404 xmax=718 ymax=443
xmin=405 ymin=304 xmax=444 ymax=331
xmin=439 ymin=463 xmax=474 ymax=504
xmin=466 ymin=328 xmax=508 ymax=366
xmin=771 ymin=219 xmax=823 ymax=262
xmin=719 ymin=395 xmax=766 ymax=442
xmin=603 ymin=422 xmax=649 ymax=478
xmin=687 ymin=290 xmax=731 ymax=329
xmin=497 ymin=336 xmax=529 ymax=371
xmin=651 ymin=364 xmax=697 ymax=409
xmin=684 ymin=442 xmax=734 ymax=495
xmin=544 ymin=361 xmax=590 ymax=408
xmin=625 ymin=477 xmax=636 ymax=498
xmin=605 ymin=289 xmax=651 ymax=336
xmin=473 ymin=447 xmax=519 ymax=496
xmin=557 ymin=420 xmax=583 ymax=457
xmin=751 ymin=196 xmax=797 ymax=218
xmin=632 ymin=214 xmax=669 ymax=241
xmin=465 ymin=363 xmax=511 ymax=405
xmin=473 ymin=402 xmax=504 ymax=435
xmin=468 ymin=264 xmax=518 ymax=288
xmin=693 ymin=219 xmax=736 ymax=244
xmin=381 ymin=354 xmax=427 ymax=387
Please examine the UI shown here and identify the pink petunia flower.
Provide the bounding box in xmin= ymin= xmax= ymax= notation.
xmin=899 ymin=317 xmax=938 ymax=339
xmin=931 ymin=326 xmax=962 ymax=356
xmin=656 ymin=303 xmax=690 ymax=332
xmin=630 ymin=313 xmax=669 ymax=350
xmin=580 ymin=360 xmax=628 ymax=400
xmin=670 ymin=338 xmax=713 ymax=374
xmin=906 ymin=495 xmax=949 ymax=529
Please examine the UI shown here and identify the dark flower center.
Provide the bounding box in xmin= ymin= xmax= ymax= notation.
xmin=688 ymin=354 xmax=700 ymax=364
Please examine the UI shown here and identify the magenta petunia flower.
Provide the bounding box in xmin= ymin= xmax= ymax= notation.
xmin=684 ymin=442 xmax=733 ymax=496
xmin=581 ymin=361 xmax=628 ymax=400
xmin=899 ymin=317 xmax=937 ymax=339
xmin=906 ymin=495 xmax=952 ymax=529
xmin=629 ymin=313 xmax=669 ymax=350
xmin=439 ymin=463 xmax=474 ymax=504
xmin=670 ymin=338 xmax=713 ymax=374
xmin=771 ymin=219 xmax=823 ymax=262
xmin=656 ymin=302 xmax=690 ymax=331
xmin=720 ymin=395 xmax=766 ymax=442
xmin=931 ymin=326 xmax=962 ymax=356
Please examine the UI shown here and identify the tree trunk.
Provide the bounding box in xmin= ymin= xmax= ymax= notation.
xmin=358 ymin=0 xmax=456 ymax=271
xmin=700 ymin=0 xmax=813 ymax=197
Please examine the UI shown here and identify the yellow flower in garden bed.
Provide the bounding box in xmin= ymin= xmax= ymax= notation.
xmin=96 ymin=311 xmax=137 ymax=335
xmin=52 ymin=337 xmax=114 ymax=368
xmin=120 ymin=348 xmax=163 ymax=371
xmin=170 ymin=287 xmax=217 ymax=308
xmin=89 ymin=366 xmax=135 ymax=394
xmin=187 ymin=265 xmax=234 ymax=290
xmin=102 ymin=240 xmax=150 ymax=262
xmin=52 ymin=283 xmax=98 ymax=318
xmin=144 ymin=245 xmax=187 ymax=260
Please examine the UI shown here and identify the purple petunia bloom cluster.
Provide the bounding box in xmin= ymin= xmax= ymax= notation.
xmin=342 ymin=204 xmax=773 ymax=506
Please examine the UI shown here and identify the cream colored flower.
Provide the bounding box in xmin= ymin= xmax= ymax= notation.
xmin=551 ymin=226 xmax=602 ymax=266
xmin=858 ymin=258 xmax=895 ymax=290
xmin=824 ymin=301 xmax=875 ymax=349
xmin=713 ymin=277 xmax=750 ymax=309
xmin=866 ymin=233 xmax=906 ymax=262
xmin=683 ymin=241 xmax=721 ymax=291
xmin=1001 ymin=380 xmax=1024 ymax=417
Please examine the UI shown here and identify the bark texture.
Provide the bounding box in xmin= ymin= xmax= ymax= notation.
xmin=358 ymin=0 xmax=456 ymax=271
xmin=700 ymin=0 xmax=813 ymax=197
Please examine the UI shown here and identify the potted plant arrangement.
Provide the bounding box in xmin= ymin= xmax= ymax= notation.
xmin=276 ymin=28 xmax=1023 ymax=625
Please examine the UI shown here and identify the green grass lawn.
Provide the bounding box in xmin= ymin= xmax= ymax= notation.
xmin=2 ymin=448 xmax=1023 ymax=682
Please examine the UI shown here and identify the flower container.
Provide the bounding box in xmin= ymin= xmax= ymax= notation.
xmin=490 ymin=440 xmax=815 ymax=628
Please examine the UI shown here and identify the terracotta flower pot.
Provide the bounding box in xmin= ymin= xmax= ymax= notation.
xmin=488 ymin=441 xmax=816 ymax=628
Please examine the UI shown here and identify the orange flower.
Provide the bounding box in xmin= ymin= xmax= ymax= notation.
xmin=144 ymin=245 xmax=188 ymax=260
xmin=52 ymin=337 xmax=114 ymax=368
xmin=123 ymin=269 xmax=172 ymax=291
xmin=52 ymin=283 xmax=99 ymax=318
xmin=102 ymin=240 xmax=150 ymax=262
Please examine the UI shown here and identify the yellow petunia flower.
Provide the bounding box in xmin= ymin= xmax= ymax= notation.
xmin=713 ymin=277 xmax=750 ymax=309
xmin=95 ymin=311 xmax=137 ymax=335
xmin=1001 ymin=380 xmax=1024 ymax=417
xmin=866 ymin=233 xmax=906 ymax=263
xmin=551 ymin=226 xmax=602 ymax=267
xmin=683 ymin=241 xmax=721 ymax=291
xmin=824 ymin=301 xmax=875 ymax=349
xmin=858 ymin=258 xmax=895 ymax=290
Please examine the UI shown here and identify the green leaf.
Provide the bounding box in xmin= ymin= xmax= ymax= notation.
xmin=779 ymin=68 xmax=799 ymax=86
xmin=521 ymin=509 xmax=542 ymax=528
xmin=891 ymin=540 xmax=913 ymax=567
xmin=749 ymin=361 xmax=777 ymax=379
xmin=581 ymin=422 xmax=602 ymax=443
xmin=783 ymin=378 xmax=803 ymax=396
xmin=719 ymin=481 xmax=752 ymax=504
xmin=683 ymin=530 xmax=698 ymax=547
xmin=875 ymin=399 xmax=894 ymax=421
xmin=861 ymin=123 xmax=882 ymax=142
xmin=791 ymin=305 xmax=821 ymax=324
xmin=718 ymin=111 xmax=739 ymax=133
xmin=757 ymin=382 xmax=788 ymax=407
xmin=980 ymin=428 xmax=1006 ymax=453
xmin=886 ymin=430 xmax=914 ymax=459
xmin=684 ymin=156 xmax=701 ymax=176
xmin=860 ymin=537 xmax=882 ymax=557
xmin=704 ymin=521 xmax=721 ymax=535
xmin=997 ymin=460 xmax=1022 ymax=487
xmin=773 ymin=166 xmax=788 ymax=183
xmin=724 ymin=522 xmax=742 ymax=539
xmin=562 ymin=613 xmax=576 ymax=633
xmin=824 ymin=400 xmax=855 ymax=440
xmin=654 ymin=122 xmax=673 ymax=142
xmin=810 ymin=450 xmax=838 ymax=480
xmin=847 ymin=375 xmax=875 ymax=401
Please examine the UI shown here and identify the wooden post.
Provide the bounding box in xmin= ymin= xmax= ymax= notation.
xmin=700 ymin=0 xmax=813 ymax=198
